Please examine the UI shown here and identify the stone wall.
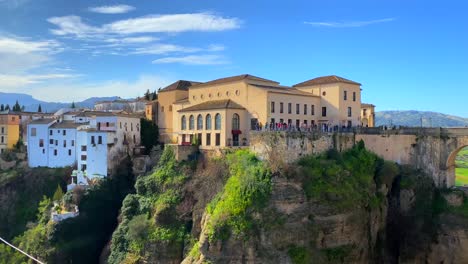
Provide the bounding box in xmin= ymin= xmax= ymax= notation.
xmin=168 ymin=144 xmax=199 ymax=161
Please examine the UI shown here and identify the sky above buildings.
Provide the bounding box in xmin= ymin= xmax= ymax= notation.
xmin=0 ymin=0 xmax=467 ymax=117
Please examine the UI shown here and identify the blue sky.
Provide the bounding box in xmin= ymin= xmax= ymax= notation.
xmin=0 ymin=0 xmax=467 ymax=117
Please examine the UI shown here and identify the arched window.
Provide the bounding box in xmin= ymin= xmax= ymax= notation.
xmin=232 ymin=113 xmax=240 ymax=130
xmin=197 ymin=114 xmax=203 ymax=130
xmin=189 ymin=115 xmax=194 ymax=130
xmin=215 ymin=113 xmax=221 ymax=130
xmin=181 ymin=115 xmax=187 ymax=130
xmin=206 ymin=114 xmax=212 ymax=130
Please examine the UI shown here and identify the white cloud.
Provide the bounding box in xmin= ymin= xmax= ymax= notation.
xmin=48 ymin=13 xmax=241 ymax=37
xmin=132 ymin=44 xmax=201 ymax=55
xmin=106 ymin=36 xmax=158 ymax=44
xmin=0 ymin=36 xmax=61 ymax=54
xmin=0 ymin=73 xmax=79 ymax=87
xmin=304 ymin=18 xmax=395 ymax=28
xmin=152 ymin=55 xmax=228 ymax=65
xmin=89 ymin=4 xmax=135 ymax=14
xmin=11 ymin=75 xmax=173 ymax=102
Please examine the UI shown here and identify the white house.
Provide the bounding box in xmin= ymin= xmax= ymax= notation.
xmin=27 ymin=110 xmax=141 ymax=179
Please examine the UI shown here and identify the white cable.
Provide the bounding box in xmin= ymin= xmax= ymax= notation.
xmin=0 ymin=236 xmax=45 ymax=264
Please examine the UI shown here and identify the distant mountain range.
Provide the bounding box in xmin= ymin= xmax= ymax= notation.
xmin=376 ymin=111 xmax=468 ymax=127
xmin=0 ymin=92 xmax=121 ymax=113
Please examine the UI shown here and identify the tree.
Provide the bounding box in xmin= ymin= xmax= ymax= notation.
xmin=71 ymin=102 xmax=76 ymax=108
xmin=38 ymin=104 xmax=42 ymax=113
xmin=144 ymin=89 xmax=151 ymax=101
xmin=21 ymin=105 xmax=25 ymax=111
xmin=5 ymin=104 xmax=10 ymax=111
xmin=151 ymin=90 xmax=157 ymax=101
xmin=52 ymin=185 xmax=64 ymax=202
xmin=140 ymin=118 xmax=159 ymax=154
xmin=13 ymin=100 xmax=21 ymax=112
xmin=0 ymin=104 xmax=4 ymax=111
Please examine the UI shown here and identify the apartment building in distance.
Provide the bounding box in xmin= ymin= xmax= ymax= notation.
xmin=0 ymin=113 xmax=20 ymax=153
xmin=154 ymin=74 xmax=375 ymax=148
xmin=27 ymin=110 xmax=141 ymax=178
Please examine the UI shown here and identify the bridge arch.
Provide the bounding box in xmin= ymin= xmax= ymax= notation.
xmin=447 ymin=145 xmax=468 ymax=187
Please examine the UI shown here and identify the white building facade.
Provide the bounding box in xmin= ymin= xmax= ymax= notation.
xmin=27 ymin=111 xmax=141 ymax=179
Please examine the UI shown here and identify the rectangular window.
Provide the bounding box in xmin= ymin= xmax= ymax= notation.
xmin=348 ymin=107 xmax=352 ymax=117
xmin=304 ymin=104 xmax=307 ymax=115
xmin=304 ymin=120 xmax=308 ymax=125
xmin=344 ymin=91 xmax=347 ymax=100
xmin=55 ymin=140 xmax=58 ymax=146
xmin=68 ymin=149 xmax=72 ymax=156
xmin=215 ymin=133 xmax=221 ymax=146
xmin=71 ymin=140 xmax=75 ymax=147
xmin=288 ymin=103 xmax=292 ymax=114
xmin=106 ymin=122 xmax=109 ymax=127
xmin=91 ymin=136 xmax=95 ymax=145
xmin=63 ymin=140 xmax=66 ymax=147
xmin=63 ymin=130 xmax=66 ymax=136
xmin=98 ymin=136 xmax=102 ymax=144
xmin=49 ymin=130 xmax=53 ymax=136
xmin=206 ymin=133 xmax=211 ymax=146
xmin=39 ymin=139 xmax=44 ymax=147
xmin=250 ymin=118 xmax=258 ymax=130
xmin=322 ymin=107 xmax=327 ymax=117
xmin=271 ymin=102 xmax=275 ymax=113
xmin=81 ymin=164 xmax=87 ymax=171
xmin=1 ymin=127 xmax=4 ymax=134
xmin=81 ymin=145 xmax=87 ymax=151
xmin=288 ymin=119 xmax=292 ymax=125
xmin=296 ymin=104 xmax=300 ymax=114
xmin=353 ymin=92 xmax=356 ymax=102
xmin=49 ymin=139 xmax=54 ymax=144
xmin=270 ymin=118 xmax=275 ymax=124
xmin=54 ymin=149 xmax=57 ymax=156
xmin=31 ymin=128 xmax=37 ymax=137
xmin=311 ymin=105 xmax=315 ymax=115
xmin=279 ymin=119 xmax=284 ymax=124
xmin=280 ymin=102 xmax=284 ymax=113
xmin=81 ymin=155 xmax=86 ymax=161
xmin=296 ymin=119 xmax=300 ymax=127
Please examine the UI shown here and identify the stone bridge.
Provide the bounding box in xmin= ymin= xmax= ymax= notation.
xmin=249 ymin=127 xmax=468 ymax=188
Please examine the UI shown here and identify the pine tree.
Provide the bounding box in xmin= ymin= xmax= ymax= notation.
xmin=0 ymin=104 xmax=4 ymax=111
xmin=38 ymin=104 xmax=42 ymax=113
xmin=13 ymin=100 xmax=21 ymax=112
xmin=53 ymin=185 xmax=64 ymax=202
xmin=144 ymin=89 xmax=151 ymax=100
xmin=21 ymin=105 xmax=25 ymax=112
xmin=71 ymin=102 xmax=76 ymax=108
xmin=5 ymin=104 xmax=10 ymax=111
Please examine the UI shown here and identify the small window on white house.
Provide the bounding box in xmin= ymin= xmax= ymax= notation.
xmin=31 ymin=128 xmax=37 ymax=137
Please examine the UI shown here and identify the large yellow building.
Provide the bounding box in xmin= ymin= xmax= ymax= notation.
xmin=0 ymin=114 xmax=20 ymax=153
xmin=154 ymin=74 xmax=374 ymax=148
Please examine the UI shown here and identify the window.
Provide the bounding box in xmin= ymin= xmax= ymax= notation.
xmin=169 ymin=105 xmax=173 ymax=112
xmin=322 ymin=107 xmax=327 ymax=117
xmin=235 ymin=90 xmax=240 ymax=96
xmin=344 ymin=91 xmax=347 ymax=100
xmin=288 ymin=103 xmax=292 ymax=114
xmin=197 ymin=114 xmax=203 ymax=130
xmin=133 ymin=135 xmax=136 ymax=143
xmin=106 ymin=122 xmax=109 ymax=127
xmin=81 ymin=155 xmax=86 ymax=161
xmin=215 ymin=133 xmax=221 ymax=146
xmin=49 ymin=139 xmax=54 ymax=144
xmin=280 ymin=102 xmax=284 ymax=113
xmin=98 ymin=136 xmax=102 ymax=144
xmin=353 ymin=92 xmax=356 ymax=102
xmin=279 ymin=118 xmax=284 ymax=124
xmin=91 ymin=136 xmax=95 ymax=145
xmin=181 ymin=116 xmax=187 ymax=130
xmin=81 ymin=164 xmax=87 ymax=171
xmin=55 ymin=140 xmax=58 ymax=146
xmin=68 ymin=149 xmax=72 ymax=156
xmin=296 ymin=104 xmax=300 ymax=114
xmin=271 ymin=102 xmax=275 ymax=113
xmin=304 ymin=120 xmax=308 ymax=125
xmin=232 ymin=113 xmax=240 ymax=130
xmin=54 ymin=149 xmax=57 ymax=156
xmin=288 ymin=119 xmax=292 ymax=125
xmin=363 ymin=109 xmax=367 ymax=116
xmin=206 ymin=133 xmax=211 ymax=146
xmin=49 ymin=130 xmax=53 ymax=136
xmin=31 ymin=128 xmax=37 ymax=137
xmin=131 ymin=123 xmax=133 ymax=131
xmin=311 ymin=105 xmax=315 ymax=115
xmin=348 ymin=107 xmax=352 ymax=117
xmin=250 ymin=118 xmax=258 ymax=130
xmin=72 ymin=140 xmax=75 ymax=147
xmin=39 ymin=139 xmax=44 ymax=147
xmin=271 ymin=118 xmax=275 ymax=124
xmin=304 ymin=104 xmax=307 ymax=115
xmin=63 ymin=140 xmax=66 ymax=147
xmin=322 ymin=91 xmax=326 ymax=96
xmin=215 ymin=114 xmax=221 ymax=130
xmin=296 ymin=119 xmax=300 ymax=127
xmin=206 ymin=114 xmax=212 ymax=130
xmin=63 ymin=130 xmax=66 ymax=136
xmin=42 ymin=149 xmax=45 ymax=154
xmin=189 ymin=115 xmax=195 ymax=130
xmin=1 ymin=127 xmax=4 ymax=134
xmin=81 ymin=145 xmax=87 ymax=151
xmin=0 ymin=136 xmax=3 ymax=143
xmin=161 ymin=106 xmax=164 ymax=112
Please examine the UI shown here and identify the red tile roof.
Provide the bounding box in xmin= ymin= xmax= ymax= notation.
xmin=178 ymin=99 xmax=245 ymax=112
xmin=159 ymin=80 xmax=202 ymax=92
xmin=191 ymin=74 xmax=279 ymax=88
xmin=293 ymin=75 xmax=361 ymax=87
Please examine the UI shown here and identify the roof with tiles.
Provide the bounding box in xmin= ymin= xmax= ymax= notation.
xmin=250 ymin=84 xmax=320 ymax=97
xmin=191 ymin=74 xmax=279 ymax=89
xmin=29 ymin=119 xmax=57 ymax=125
xmin=178 ymin=99 xmax=245 ymax=112
xmin=293 ymin=75 xmax=361 ymax=87
xmin=159 ymin=80 xmax=202 ymax=93
xmin=50 ymin=121 xmax=86 ymax=129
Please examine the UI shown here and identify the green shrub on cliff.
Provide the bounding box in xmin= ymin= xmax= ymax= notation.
xmin=298 ymin=141 xmax=381 ymax=211
xmin=205 ymin=149 xmax=272 ymax=241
